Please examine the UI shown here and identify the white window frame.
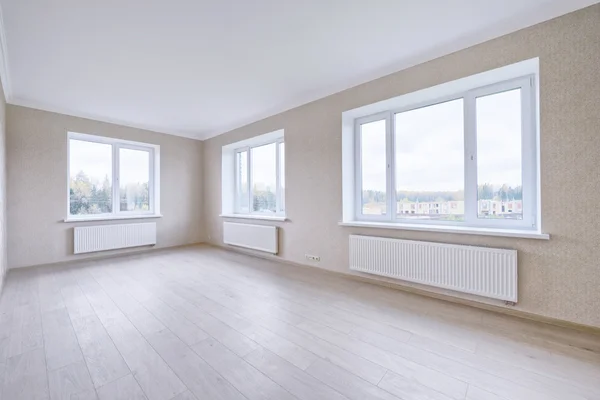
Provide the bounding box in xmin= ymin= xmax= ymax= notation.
xmin=66 ymin=132 xmax=161 ymax=221
xmin=234 ymin=136 xmax=285 ymax=216
xmin=350 ymin=73 xmax=538 ymax=232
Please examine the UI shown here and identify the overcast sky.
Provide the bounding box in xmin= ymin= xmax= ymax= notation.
xmin=70 ymin=140 xmax=150 ymax=186
xmin=251 ymin=142 xmax=276 ymax=190
xmin=361 ymin=89 xmax=522 ymax=193
xmin=237 ymin=142 xmax=284 ymax=192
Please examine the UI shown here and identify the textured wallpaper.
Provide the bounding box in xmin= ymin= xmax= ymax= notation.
xmin=203 ymin=5 xmax=600 ymax=328
xmin=0 ymin=79 xmax=5 ymax=290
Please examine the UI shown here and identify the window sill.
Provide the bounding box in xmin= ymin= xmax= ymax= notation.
xmin=339 ymin=221 xmax=549 ymax=240
xmin=220 ymin=214 xmax=287 ymax=222
xmin=64 ymin=214 xmax=163 ymax=223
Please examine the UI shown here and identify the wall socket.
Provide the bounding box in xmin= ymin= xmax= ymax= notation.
xmin=305 ymin=254 xmax=320 ymax=262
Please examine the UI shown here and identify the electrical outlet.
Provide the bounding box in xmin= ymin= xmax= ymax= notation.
xmin=305 ymin=254 xmax=320 ymax=262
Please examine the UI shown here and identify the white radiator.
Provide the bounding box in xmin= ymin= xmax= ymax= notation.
xmin=349 ymin=235 xmax=517 ymax=302
xmin=223 ymin=222 xmax=278 ymax=254
xmin=74 ymin=222 xmax=157 ymax=254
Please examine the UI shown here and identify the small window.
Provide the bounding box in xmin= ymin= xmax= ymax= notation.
xmin=353 ymin=75 xmax=537 ymax=231
xmin=235 ymin=136 xmax=285 ymax=216
xmin=68 ymin=132 xmax=159 ymax=219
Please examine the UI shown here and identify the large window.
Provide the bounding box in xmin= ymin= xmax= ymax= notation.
xmin=234 ymin=137 xmax=285 ymax=215
xmin=68 ymin=132 xmax=159 ymax=220
xmin=354 ymin=75 xmax=537 ymax=231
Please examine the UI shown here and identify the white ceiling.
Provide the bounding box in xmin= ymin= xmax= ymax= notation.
xmin=0 ymin=0 xmax=597 ymax=140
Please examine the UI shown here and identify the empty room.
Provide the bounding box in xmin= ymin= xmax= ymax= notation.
xmin=0 ymin=1 xmax=599 ymax=399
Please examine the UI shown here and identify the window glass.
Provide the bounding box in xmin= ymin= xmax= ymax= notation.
xmin=69 ymin=139 xmax=113 ymax=215
xmin=251 ymin=142 xmax=277 ymax=213
xmin=395 ymin=99 xmax=464 ymax=221
xmin=279 ymin=142 xmax=285 ymax=212
xmin=119 ymin=148 xmax=150 ymax=212
xmin=360 ymin=120 xmax=387 ymax=216
xmin=476 ymin=89 xmax=523 ymax=220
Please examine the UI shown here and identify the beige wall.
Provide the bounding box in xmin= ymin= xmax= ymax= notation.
xmin=0 ymin=81 xmax=6 ymax=289
xmin=204 ymin=5 xmax=600 ymax=328
xmin=7 ymin=105 xmax=205 ymax=268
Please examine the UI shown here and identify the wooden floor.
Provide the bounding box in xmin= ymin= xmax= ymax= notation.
xmin=0 ymin=246 xmax=599 ymax=400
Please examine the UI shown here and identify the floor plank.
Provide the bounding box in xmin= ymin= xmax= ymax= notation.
xmin=1 ymin=347 xmax=49 ymax=400
xmin=41 ymin=308 xmax=84 ymax=371
xmin=466 ymin=386 xmax=507 ymax=400
xmin=154 ymin=290 xmax=260 ymax=357
xmin=69 ymin=314 xmax=130 ymax=388
xmin=305 ymin=358 xmax=401 ymax=400
xmin=379 ymin=370 xmax=455 ymax=400
xmin=96 ymin=374 xmax=147 ymax=400
xmin=206 ymin=298 xmax=388 ymax=385
xmin=408 ymin=333 xmax=596 ymax=400
xmin=192 ymin=337 xmax=296 ymax=400
xmin=100 ymin=315 xmax=187 ymax=400
xmin=296 ymin=319 xmax=468 ymax=400
xmin=146 ymin=329 xmax=245 ymax=400
xmin=48 ymin=361 xmax=95 ymax=400
xmin=140 ymin=298 xmax=209 ymax=346
xmin=6 ymin=304 xmax=44 ymax=359
xmin=170 ymin=391 xmax=198 ymax=400
xmin=244 ymin=347 xmax=348 ymax=400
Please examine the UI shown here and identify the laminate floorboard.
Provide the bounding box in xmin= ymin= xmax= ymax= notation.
xmin=0 ymin=245 xmax=598 ymax=400
xmin=47 ymin=361 xmax=96 ymax=400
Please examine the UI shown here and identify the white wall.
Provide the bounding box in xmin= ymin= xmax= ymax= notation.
xmin=0 ymin=79 xmax=6 ymax=289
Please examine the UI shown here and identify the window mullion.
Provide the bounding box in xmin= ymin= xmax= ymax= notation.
xmin=464 ymin=94 xmax=478 ymax=225
xmin=234 ymin=151 xmax=239 ymax=213
xmin=279 ymin=140 xmax=285 ymax=213
xmin=247 ymin=146 xmax=253 ymax=214
xmin=149 ymin=149 xmax=155 ymax=214
xmin=354 ymin=120 xmax=362 ymax=220
xmin=275 ymin=142 xmax=281 ymax=214
xmin=387 ymin=112 xmax=395 ymax=222
xmin=112 ymin=144 xmax=120 ymax=215
xmin=521 ymin=78 xmax=536 ymax=229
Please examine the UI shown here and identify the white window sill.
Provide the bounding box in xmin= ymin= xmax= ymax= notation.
xmin=220 ymin=213 xmax=287 ymax=222
xmin=64 ymin=214 xmax=163 ymax=223
xmin=339 ymin=221 xmax=549 ymax=240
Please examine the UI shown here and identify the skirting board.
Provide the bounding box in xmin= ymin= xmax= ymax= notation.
xmin=211 ymin=243 xmax=600 ymax=337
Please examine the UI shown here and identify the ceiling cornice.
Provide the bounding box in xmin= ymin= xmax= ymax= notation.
xmin=0 ymin=3 xmax=12 ymax=102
